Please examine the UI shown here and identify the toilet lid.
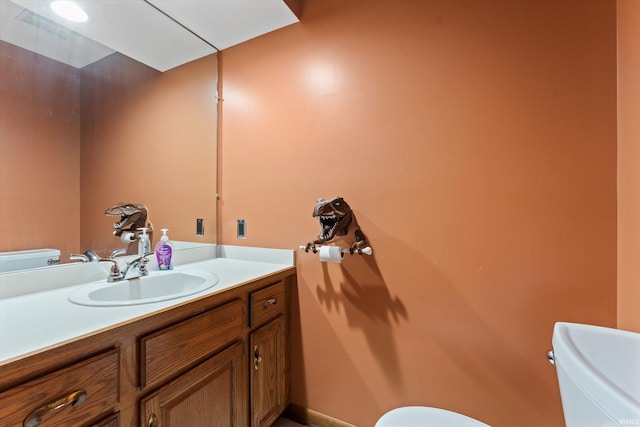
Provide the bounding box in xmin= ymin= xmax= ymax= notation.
xmin=375 ymin=406 xmax=490 ymax=427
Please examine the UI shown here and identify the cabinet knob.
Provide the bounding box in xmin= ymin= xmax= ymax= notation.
xmin=23 ymin=389 xmax=87 ymax=427
xmin=263 ymin=298 xmax=277 ymax=309
xmin=254 ymin=344 xmax=263 ymax=370
xmin=148 ymin=413 xmax=158 ymax=427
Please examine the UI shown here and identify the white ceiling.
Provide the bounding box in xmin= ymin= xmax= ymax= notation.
xmin=0 ymin=0 xmax=299 ymax=71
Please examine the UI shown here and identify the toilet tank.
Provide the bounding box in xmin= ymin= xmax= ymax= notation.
xmin=0 ymin=249 xmax=61 ymax=273
xmin=552 ymin=322 xmax=640 ymax=427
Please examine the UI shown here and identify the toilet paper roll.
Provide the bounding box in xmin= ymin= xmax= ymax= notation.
xmin=319 ymin=246 xmax=343 ymax=263
xmin=121 ymin=232 xmax=136 ymax=243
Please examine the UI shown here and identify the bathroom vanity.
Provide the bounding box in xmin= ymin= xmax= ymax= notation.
xmin=0 ymin=246 xmax=295 ymax=427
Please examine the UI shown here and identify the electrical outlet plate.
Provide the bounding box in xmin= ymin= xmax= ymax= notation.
xmin=237 ymin=219 xmax=246 ymax=239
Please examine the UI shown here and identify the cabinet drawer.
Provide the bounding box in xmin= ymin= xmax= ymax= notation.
xmin=0 ymin=350 xmax=119 ymax=427
xmin=250 ymin=281 xmax=285 ymax=328
xmin=140 ymin=299 xmax=243 ymax=388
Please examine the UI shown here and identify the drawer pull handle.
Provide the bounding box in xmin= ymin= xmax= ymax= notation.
xmin=23 ymin=389 xmax=87 ymax=427
xmin=254 ymin=344 xmax=263 ymax=370
xmin=263 ymin=298 xmax=277 ymax=309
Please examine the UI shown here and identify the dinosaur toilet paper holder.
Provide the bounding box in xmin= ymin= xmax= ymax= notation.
xmin=300 ymin=197 xmax=372 ymax=256
xmin=298 ymin=244 xmax=373 ymax=255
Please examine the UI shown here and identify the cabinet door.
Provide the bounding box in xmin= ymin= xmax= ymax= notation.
xmin=250 ymin=316 xmax=287 ymax=427
xmin=140 ymin=342 xmax=246 ymax=427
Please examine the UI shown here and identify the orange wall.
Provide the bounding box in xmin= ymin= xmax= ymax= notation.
xmin=80 ymin=53 xmax=218 ymax=254
xmin=219 ymin=1 xmax=617 ymax=426
xmin=617 ymin=0 xmax=640 ymax=332
xmin=0 ymin=41 xmax=81 ymax=261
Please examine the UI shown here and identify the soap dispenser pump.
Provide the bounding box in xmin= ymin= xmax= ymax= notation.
xmin=155 ymin=228 xmax=173 ymax=270
xmin=138 ymin=228 xmax=151 ymax=256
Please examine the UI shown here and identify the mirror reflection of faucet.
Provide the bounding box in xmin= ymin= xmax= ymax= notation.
xmin=69 ymin=254 xmax=90 ymax=263
xmin=69 ymin=250 xmax=100 ymax=263
xmin=110 ymin=248 xmax=127 ymax=258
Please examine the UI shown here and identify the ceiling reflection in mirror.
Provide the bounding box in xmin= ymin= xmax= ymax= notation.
xmin=0 ymin=0 xmax=299 ymax=266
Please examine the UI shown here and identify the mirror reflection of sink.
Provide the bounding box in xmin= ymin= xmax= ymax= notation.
xmin=551 ymin=322 xmax=640 ymax=427
xmin=68 ymin=270 xmax=219 ymax=307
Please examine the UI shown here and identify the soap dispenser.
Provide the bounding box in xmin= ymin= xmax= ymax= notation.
xmin=155 ymin=228 xmax=174 ymax=270
xmin=138 ymin=228 xmax=151 ymax=257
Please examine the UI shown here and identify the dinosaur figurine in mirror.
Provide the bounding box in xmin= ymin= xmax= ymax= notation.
xmin=305 ymin=197 xmax=369 ymax=254
xmin=105 ymin=203 xmax=153 ymax=255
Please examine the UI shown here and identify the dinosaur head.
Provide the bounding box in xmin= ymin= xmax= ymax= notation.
xmin=105 ymin=203 xmax=148 ymax=236
xmin=312 ymin=197 xmax=353 ymax=242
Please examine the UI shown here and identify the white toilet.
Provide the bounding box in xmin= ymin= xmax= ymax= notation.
xmin=0 ymin=248 xmax=60 ymax=273
xmin=375 ymin=406 xmax=490 ymax=427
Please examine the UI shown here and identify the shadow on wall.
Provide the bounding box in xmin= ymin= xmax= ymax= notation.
xmin=316 ymin=253 xmax=408 ymax=389
xmin=309 ymin=213 xmax=564 ymax=424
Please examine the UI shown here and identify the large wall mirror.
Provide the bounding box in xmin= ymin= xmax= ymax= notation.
xmin=0 ymin=0 xmax=298 ymax=265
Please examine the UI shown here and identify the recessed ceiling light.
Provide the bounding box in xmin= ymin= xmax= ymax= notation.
xmin=50 ymin=1 xmax=89 ymax=23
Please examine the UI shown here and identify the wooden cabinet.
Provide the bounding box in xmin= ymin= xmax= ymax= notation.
xmin=249 ymin=281 xmax=289 ymax=427
xmin=0 ymin=269 xmax=294 ymax=427
xmin=250 ymin=316 xmax=287 ymax=427
xmin=140 ymin=342 xmax=246 ymax=427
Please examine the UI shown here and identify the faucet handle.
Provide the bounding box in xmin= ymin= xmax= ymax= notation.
xmin=98 ymin=258 xmax=122 ymax=282
xmin=139 ymin=254 xmax=150 ymax=275
xmin=108 ymin=264 xmax=121 ymax=281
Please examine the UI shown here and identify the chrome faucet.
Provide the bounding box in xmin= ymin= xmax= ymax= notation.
xmin=119 ymin=253 xmax=151 ymax=280
xmin=101 ymin=253 xmax=151 ymax=282
xmin=69 ymin=250 xmax=101 ymax=263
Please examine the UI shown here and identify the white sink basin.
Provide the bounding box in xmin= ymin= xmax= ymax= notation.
xmin=68 ymin=270 xmax=219 ymax=307
xmin=552 ymin=322 xmax=640 ymax=426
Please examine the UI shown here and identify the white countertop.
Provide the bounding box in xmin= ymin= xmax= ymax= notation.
xmin=0 ymin=245 xmax=295 ymax=364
